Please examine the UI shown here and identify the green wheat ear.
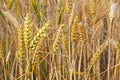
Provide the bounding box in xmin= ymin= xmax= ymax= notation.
xmin=30 ymin=20 xmax=51 ymax=51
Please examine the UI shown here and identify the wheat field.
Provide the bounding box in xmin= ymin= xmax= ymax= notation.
xmin=0 ymin=0 xmax=120 ymax=80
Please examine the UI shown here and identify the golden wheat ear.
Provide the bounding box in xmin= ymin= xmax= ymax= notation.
xmin=82 ymin=1 xmax=88 ymax=24
xmin=66 ymin=0 xmax=72 ymax=15
xmin=89 ymin=0 xmax=96 ymax=18
xmin=71 ymin=16 xmax=79 ymax=42
xmin=32 ymin=38 xmax=45 ymax=72
xmin=78 ymin=22 xmax=87 ymax=44
xmin=85 ymin=40 xmax=110 ymax=79
xmin=52 ymin=24 xmax=64 ymax=54
xmin=23 ymin=13 xmax=31 ymax=49
xmin=16 ymin=27 xmax=24 ymax=65
xmin=61 ymin=33 xmax=68 ymax=55
xmin=30 ymin=20 xmax=51 ymax=51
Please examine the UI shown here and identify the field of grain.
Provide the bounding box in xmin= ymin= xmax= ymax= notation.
xmin=0 ymin=0 xmax=120 ymax=80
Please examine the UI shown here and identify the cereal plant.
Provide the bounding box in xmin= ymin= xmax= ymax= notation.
xmin=0 ymin=0 xmax=120 ymax=80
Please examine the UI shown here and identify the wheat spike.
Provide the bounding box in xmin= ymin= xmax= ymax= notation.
xmin=71 ymin=16 xmax=78 ymax=42
xmin=89 ymin=0 xmax=95 ymax=18
xmin=51 ymin=24 xmax=64 ymax=65
xmin=30 ymin=20 xmax=50 ymax=51
xmin=50 ymin=25 xmax=63 ymax=80
xmin=82 ymin=1 xmax=88 ymax=24
xmin=86 ymin=40 xmax=109 ymax=79
xmin=78 ymin=22 xmax=87 ymax=44
xmin=52 ymin=25 xmax=63 ymax=54
xmin=16 ymin=27 xmax=25 ymax=79
xmin=32 ymin=37 xmax=45 ymax=77
xmin=23 ymin=13 xmax=31 ymax=49
xmin=61 ymin=33 xmax=68 ymax=54
xmin=32 ymin=54 xmax=39 ymax=77
xmin=16 ymin=27 xmax=24 ymax=65
xmin=66 ymin=0 xmax=72 ymax=15
xmin=89 ymin=40 xmax=109 ymax=69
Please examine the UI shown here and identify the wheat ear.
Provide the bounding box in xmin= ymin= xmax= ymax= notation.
xmin=89 ymin=0 xmax=95 ymax=18
xmin=16 ymin=27 xmax=24 ymax=65
xmin=23 ymin=13 xmax=31 ymax=49
xmin=85 ymin=40 xmax=110 ymax=79
xmin=71 ymin=16 xmax=78 ymax=42
xmin=78 ymin=22 xmax=87 ymax=44
xmin=66 ymin=0 xmax=72 ymax=15
xmin=30 ymin=20 xmax=50 ymax=51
